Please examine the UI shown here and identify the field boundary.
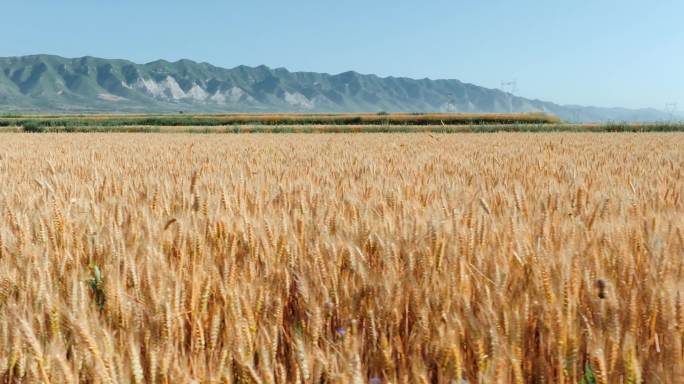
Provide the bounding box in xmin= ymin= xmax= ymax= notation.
xmin=3 ymin=123 xmax=684 ymax=133
xmin=2 ymin=113 xmax=683 ymax=132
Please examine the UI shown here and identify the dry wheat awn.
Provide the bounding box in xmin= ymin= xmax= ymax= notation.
xmin=0 ymin=133 xmax=681 ymax=382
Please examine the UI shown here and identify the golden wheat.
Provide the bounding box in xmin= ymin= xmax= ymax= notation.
xmin=0 ymin=132 xmax=682 ymax=382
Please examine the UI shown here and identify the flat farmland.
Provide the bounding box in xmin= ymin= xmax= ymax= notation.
xmin=0 ymin=133 xmax=682 ymax=382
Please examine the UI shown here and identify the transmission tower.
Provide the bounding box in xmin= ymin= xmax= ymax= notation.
xmin=444 ymin=92 xmax=457 ymax=112
xmin=500 ymin=80 xmax=518 ymax=95
xmin=569 ymin=107 xmax=582 ymax=123
xmin=665 ymin=102 xmax=678 ymax=121
xmin=500 ymin=80 xmax=518 ymax=113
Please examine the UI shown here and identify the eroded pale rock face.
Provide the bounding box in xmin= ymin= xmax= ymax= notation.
xmin=159 ymin=76 xmax=186 ymax=99
xmin=210 ymin=86 xmax=256 ymax=104
xmin=223 ymin=86 xmax=245 ymax=103
xmin=132 ymin=77 xmax=166 ymax=98
xmin=127 ymin=76 xmax=190 ymax=100
xmin=97 ymin=93 xmax=126 ymax=102
xmin=186 ymin=84 xmax=209 ymax=101
xmin=284 ymin=91 xmax=314 ymax=109
xmin=209 ymin=91 xmax=226 ymax=103
xmin=124 ymin=77 xmax=260 ymax=105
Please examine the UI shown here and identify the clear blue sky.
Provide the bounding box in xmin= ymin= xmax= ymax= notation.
xmin=2 ymin=0 xmax=682 ymax=110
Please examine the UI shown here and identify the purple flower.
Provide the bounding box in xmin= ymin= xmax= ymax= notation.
xmin=369 ymin=377 xmax=382 ymax=384
xmin=335 ymin=327 xmax=346 ymax=336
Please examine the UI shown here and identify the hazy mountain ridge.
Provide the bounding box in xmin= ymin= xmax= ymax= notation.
xmin=0 ymin=55 xmax=674 ymax=122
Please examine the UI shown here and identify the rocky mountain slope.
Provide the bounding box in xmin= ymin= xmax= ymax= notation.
xmin=0 ymin=55 xmax=673 ymax=122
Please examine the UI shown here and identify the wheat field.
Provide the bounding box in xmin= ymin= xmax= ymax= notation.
xmin=0 ymin=133 xmax=682 ymax=383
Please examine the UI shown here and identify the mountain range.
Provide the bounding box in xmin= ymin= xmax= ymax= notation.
xmin=0 ymin=55 xmax=675 ymax=122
